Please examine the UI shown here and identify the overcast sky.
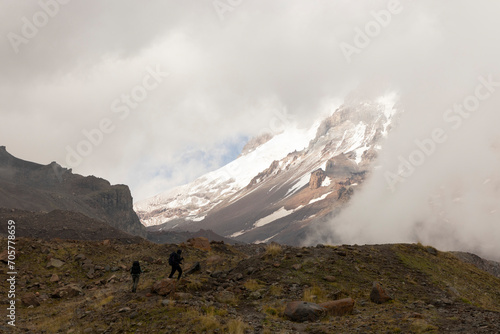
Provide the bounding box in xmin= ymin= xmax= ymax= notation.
xmin=2 ymin=1 xmax=500 ymax=260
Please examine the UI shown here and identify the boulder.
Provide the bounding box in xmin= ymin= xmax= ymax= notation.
xmin=187 ymin=237 xmax=211 ymax=251
xmin=319 ymin=298 xmax=355 ymax=316
xmin=21 ymin=293 xmax=40 ymax=307
xmin=185 ymin=262 xmax=201 ymax=275
xmin=46 ymin=258 xmax=65 ymax=268
xmin=284 ymin=301 xmax=326 ymax=322
xmin=151 ymin=279 xmax=177 ymax=296
xmin=370 ymin=281 xmax=392 ymax=304
xmin=215 ymin=291 xmax=235 ymax=304
xmin=51 ymin=284 xmax=82 ymax=298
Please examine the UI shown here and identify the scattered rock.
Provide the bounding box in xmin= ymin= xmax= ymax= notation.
xmin=319 ymin=298 xmax=355 ymax=316
xmin=118 ymin=307 xmax=131 ymax=313
xmin=50 ymin=274 xmax=60 ymax=282
xmin=151 ymin=279 xmax=177 ymax=296
xmin=51 ymin=284 xmax=83 ymax=298
xmin=284 ymin=301 xmax=326 ymax=322
xmin=370 ymin=281 xmax=392 ymax=304
xmin=75 ymin=254 xmax=86 ymax=261
xmin=21 ymin=293 xmax=40 ymax=307
xmin=246 ymin=267 xmax=256 ymax=275
xmin=249 ymin=291 xmax=262 ymax=300
xmin=215 ymin=291 xmax=235 ymax=304
xmin=162 ymin=299 xmax=173 ymax=306
xmin=336 ymin=250 xmax=347 ymax=257
xmin=106 ymin=275 xmax=118 ymax=284
xmin=46 ymin=258 xmax=65 ymax=268
xmin=102 ymin=240 xmax=110 ymax=246
xmin=426 ymin=247 xmax=438 ymax=256
xmin=210 ymin=271 xmax=224 ymax=278
xmin=323 ymin=276 xmax=336 ymax=282
xmin=293 ymin=264 xmax=302 ymax=270
xmin=185 ymin=262 xmax=201 ymax=275
xmin=174 ymin=292 xmax=193 ymax=300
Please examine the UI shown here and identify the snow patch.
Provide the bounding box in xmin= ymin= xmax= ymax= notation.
xmin=253 ymin=233 xmax=279 ymax=244
xmin=254 ymin=205 xmax=304 ymax=228
xmin=322 ymin=176 xmax=331 ymax=187
xmin=285 ymin=174 xmax=310 ymax=197
xmin=228 ymin=230 xmax=246 ymax=238
xmin=308 ymin=191 xmax=333 ymax=205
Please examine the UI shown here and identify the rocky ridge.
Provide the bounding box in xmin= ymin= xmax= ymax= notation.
xmin=0 ymin=146 xmax=146 ymax=237
xmin=4 ymin=237 xmax=500 ymax=333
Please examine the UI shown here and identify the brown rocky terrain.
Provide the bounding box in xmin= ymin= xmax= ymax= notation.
xmin=0 ymin=146 xmax=145 ymax=237
xmin=2 ymin=237 xmax=500 ymax=333
xmin=0 ymin=208 xmax=142 ymax=243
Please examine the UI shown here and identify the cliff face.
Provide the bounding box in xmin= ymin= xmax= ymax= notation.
xmin=0 ymin=146 xmax=146 ymax=237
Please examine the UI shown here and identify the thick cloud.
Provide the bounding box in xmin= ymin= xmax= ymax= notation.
xmin=1 ymin=1 xmax=500 ymax=259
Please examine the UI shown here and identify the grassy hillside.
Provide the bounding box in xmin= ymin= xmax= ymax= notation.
xmin=2 ymin=237 xmax=500 ymax=333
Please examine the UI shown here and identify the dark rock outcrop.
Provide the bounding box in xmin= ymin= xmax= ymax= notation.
xmin=0 ymin=146 xmax=146 ymax=237
xmin=309 ymin=169 xmax=326 ymax=189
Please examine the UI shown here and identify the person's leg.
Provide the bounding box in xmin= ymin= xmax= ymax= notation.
xmin=133 ymin=275 xmax=139 ymax=292
xmin=168 ymin=266 xmax=176 ymax=278
xmin=131 ymin=275 xmax=137 ymax=292
xmin=177 ymin=265 xmax=182 ymax=280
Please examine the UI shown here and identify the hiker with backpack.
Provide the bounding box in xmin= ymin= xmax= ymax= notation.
xmin=168 ymin=249 xmax=183 ymax=280
xmin=130 ymin=261 xmax=143 ymax=292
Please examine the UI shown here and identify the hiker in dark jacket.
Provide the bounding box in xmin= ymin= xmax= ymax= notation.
xmin=130 ymin=261 xmax=143 ymax=292
xmin=168 ymin=249 xmax=183 ymax=280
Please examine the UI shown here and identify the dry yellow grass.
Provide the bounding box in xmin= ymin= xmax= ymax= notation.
xmin=227 ymin=318 xmax=249 ymax=334
xmin=244 ymin=279 xmax=263 ymax=291
xmin=265 ymin=243 xmax=282 ymax=257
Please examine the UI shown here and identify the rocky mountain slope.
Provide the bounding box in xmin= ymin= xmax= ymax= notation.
xmin=0 ymin=146 xmax=146 ymax=237
xmin=0 ymin=208 xmax=142 ymax=243
xmin=135 ymin=94 xmax=398 ymax=244
xmin=5 ymin=237 xmax=500 ymax=333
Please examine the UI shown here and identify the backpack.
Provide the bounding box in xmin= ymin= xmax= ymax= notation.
xmin=168 ymin=252 xmax=176 ymax=266
xmin=131 ymin=261 xmax=141 ymax=275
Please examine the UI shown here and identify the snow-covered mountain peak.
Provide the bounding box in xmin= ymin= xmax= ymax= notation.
xmin=135 ymin=94 xmax=398 ymax=238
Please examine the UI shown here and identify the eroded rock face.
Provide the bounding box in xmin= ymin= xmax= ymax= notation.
xmin=309 ymin=169 xmax=326 ymax=189
xmin=284 ymin=301 xmax=326 ymax=322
